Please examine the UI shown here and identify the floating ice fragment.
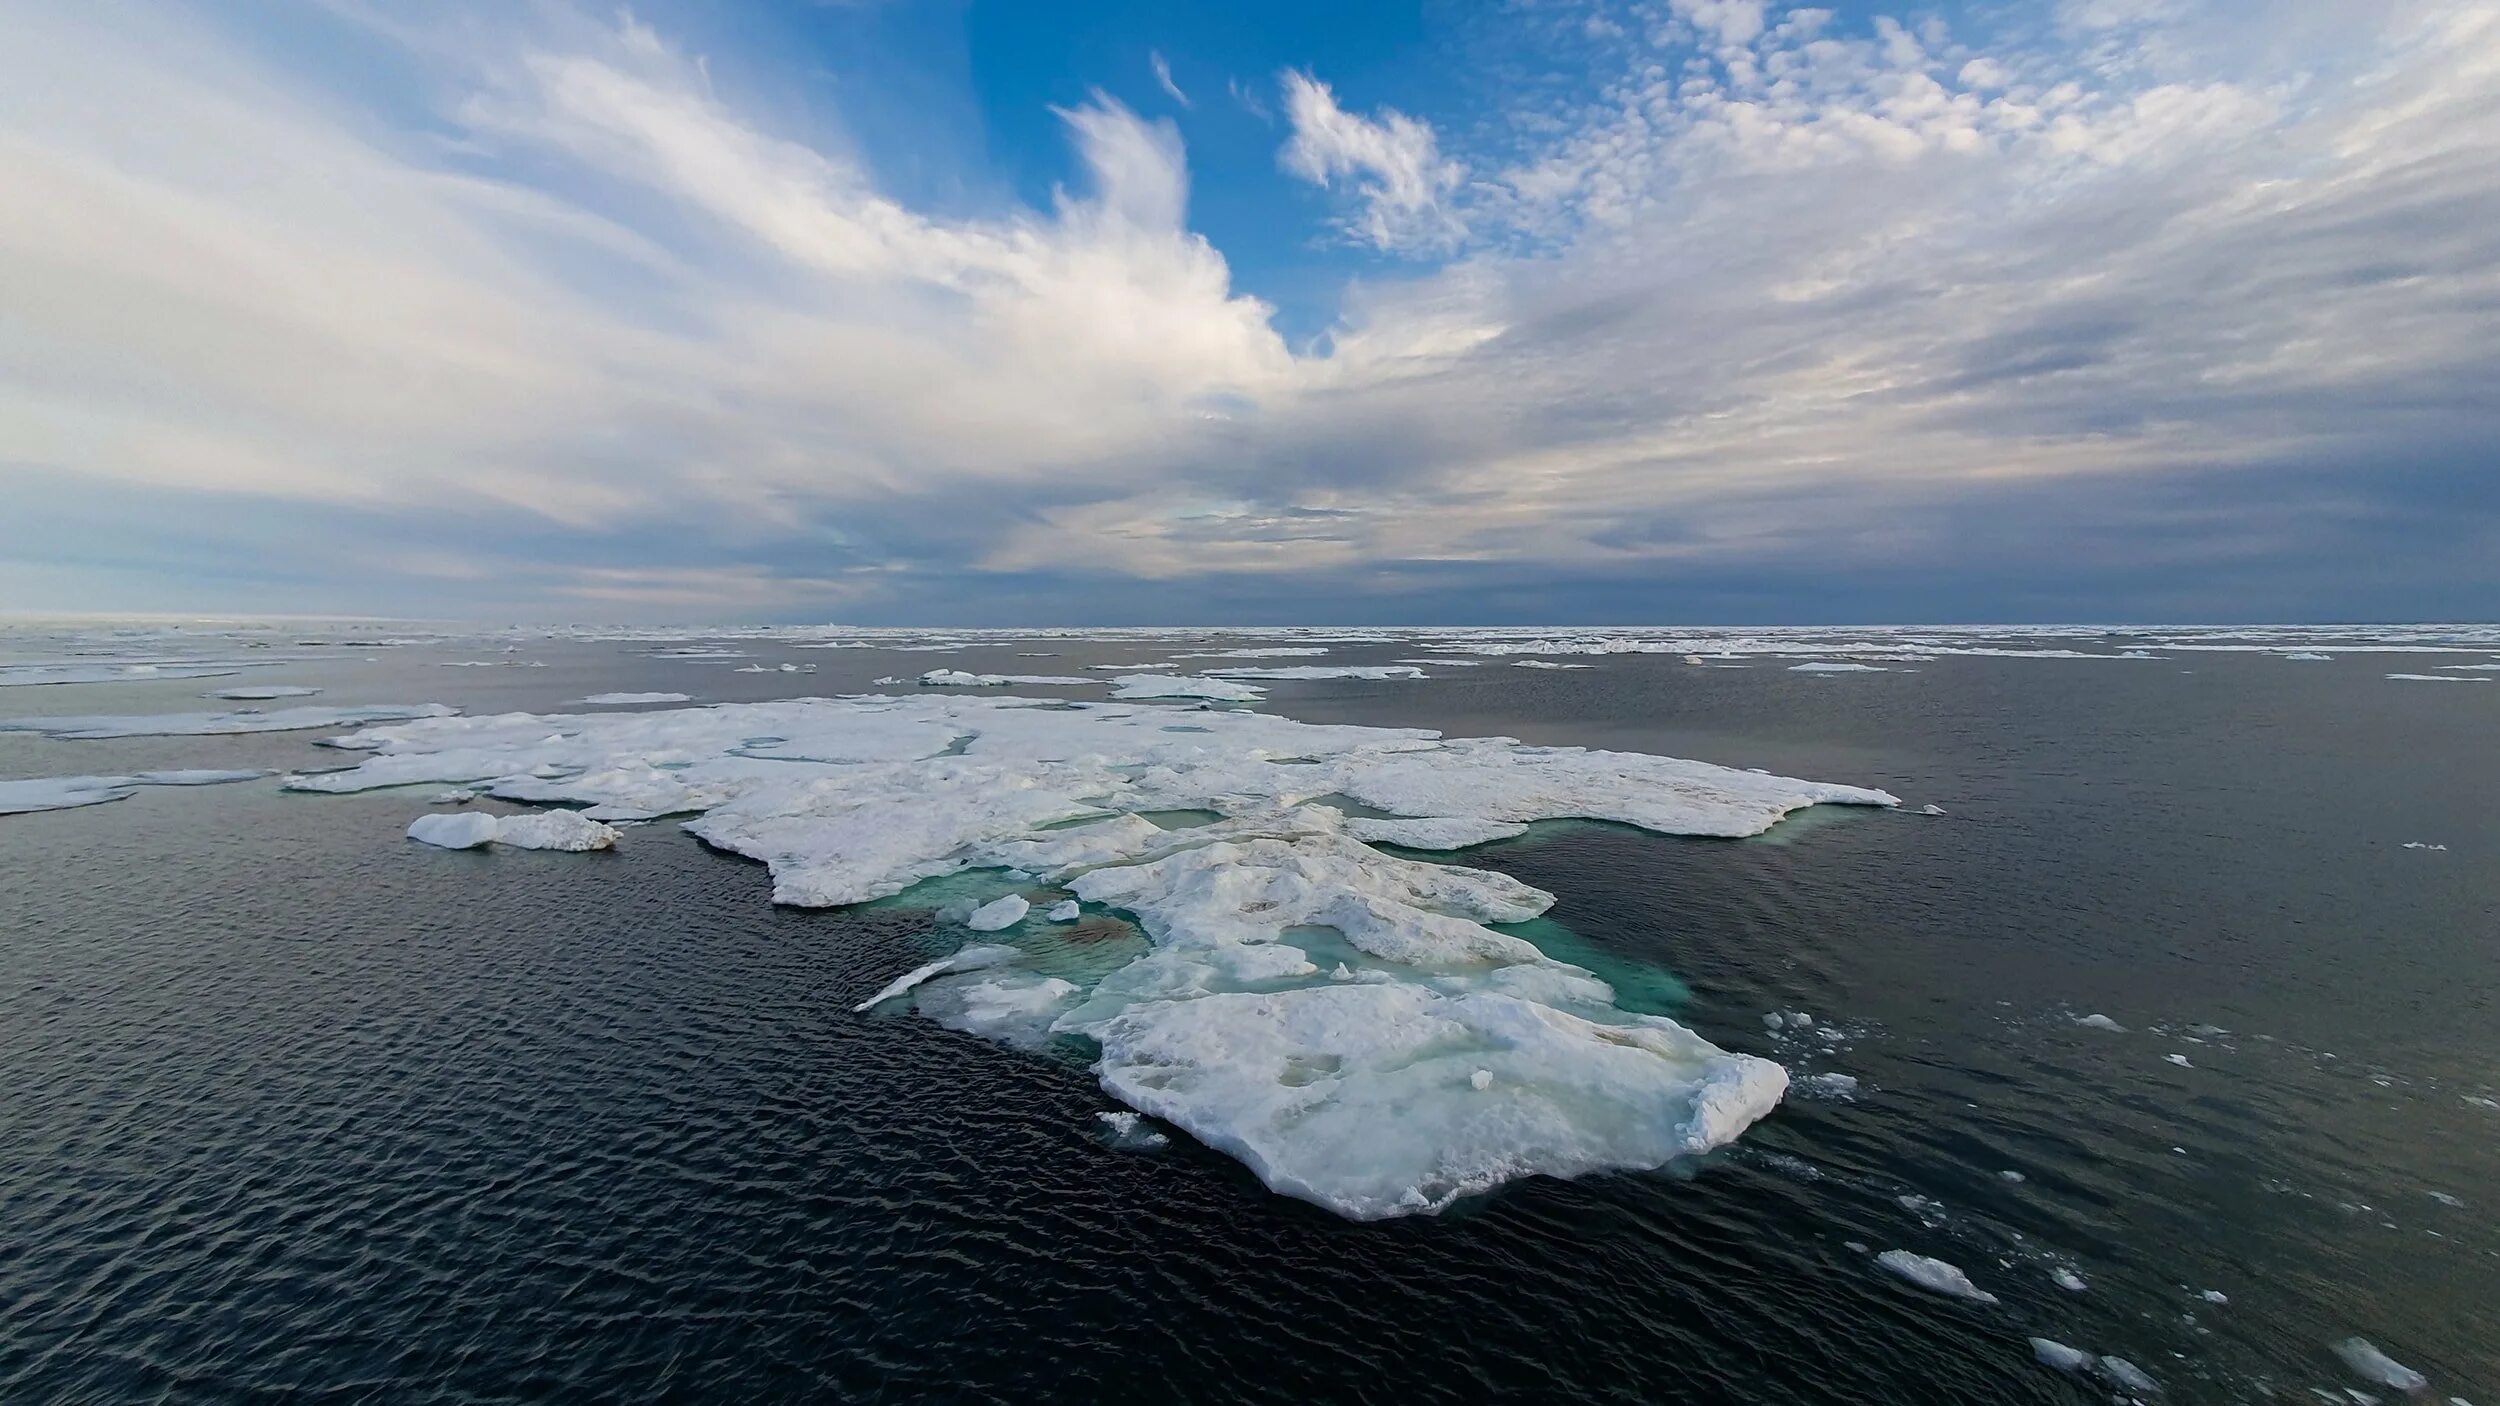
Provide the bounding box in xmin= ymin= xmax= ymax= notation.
xmin=1108 ymin=674 xmax=1264 ymax=701
xmin=966 ymin=894 xmax=1030 ymax=930
xmin=2000 ymin=1169 xmax=2025 ymax=1182
xmin=1343 ymin=816 xmax=1527 ymax=849
xmin=208 ymin=685 xmax=322 ymax=700
xmin=1876 ymin=1250 xmax=1998 ymax=1303
xmin=853 ymin=942 xmax=1020 ymax=1011
xmin=1469 ymin=1069 xmax=1493 ymax=1091
xmin=429 ymin=790 xmax=476 ymax=804
xmin=1917 ymin=803 xmax=1947 ymax=816
xmin=577 ymin=692 xmax=692 ymax=705
xmin=407 ymin=809 xmax=617 ymax=852
xmin=2333 ymin=1338 xmax=2427 ymax=1393
xmin=2165 ymin=1053 xmax=2193 ymax=1068
xmin=2098 ymin=1356 xmax=2159 ymax=1394
xmin=1202 ymin=665 xmax=1425 ymax=681
xmin=2200 ymin=1289 xmax=2229 ymax=1304
xmin=1800 ymin=1072 xmax=1859 ymax=1100
xmin=0 ymin=775 xmax=139 ymax=814
xmin=1 ymin=703 xmax=456 ymax=739
xmin=2053 ymin=1267 xmax=2088 ymax=1292
xmin=1509 ymin=659 xmax=1592 ymax=669
xmin=2032 ymin=1338 xmax=2093 ymax=1374
xmin=2385 ymin=673 xmax=2487 ymax=683
xmin=2285 ymin=651 xmax=2331 ymax=661
xmin=1045 ymin=900 xmax=1081 ymax=922
xmin=1097 ymin=1110 xmax=1169 ymax=1149
xmin=2077 ymin=1013 xmax=2127 ymax=1032
xmin=1791 ymin=662 xmax=1887 ymax=672
xmin=2401 ymin=842 xmax=2447 ymax=851
xmin=921 ymin=669 xmax=1091 ymax=687
xmin=871 ymin=676 xmax=901 ymax=685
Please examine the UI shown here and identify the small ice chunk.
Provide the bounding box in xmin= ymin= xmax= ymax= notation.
xmin=491 ymin=810 xmax=619 ymax=851
xmin=853 ymin=942 xmax=1020 ymax=1011
xmin=1918 ymin=803 xmax=1947 ymax=816
xmin=2077 ymin=1013 xmax=2126 ymax=1032
xmin=408 ymin=812 xmax=498 ymax=849
xmin=2401 ymin=842 xmax=2447 ymax=851
xmin=2199 ymin=1289 xmax=2229 ymax=1304
xmin=1045 ymin=899 xmax=1081 ymax=922
xmin=2052 ymin=1267 xmax=2088 ymax=1292
xmin=0 ymin=775 xmax=140 ymax=815
xmin=1790 ymin=662 xmax=1888 ymax=672
xmin=1800 ymin=1072 xmax=1859 ymax=1099
xmin=2332 ymin=1338 xmax=2428 ymax=1394
xmin=1469 ymin=1068 xmax=1493 ymax=1091
xmin=966 ymin=894 xmax=1031 ymax=930
xmin=1509 ymin=659 xmax=1593 ymax=669
xmin=1764 ymin=1012 xmax=1785 ymax=1030
xmin=2165 ymin=1053 xmax=2193 ymax=1068
xmin=2097 ymin=1356 xmax=2159 ymax=1394
xmin=429 ymin=789 xmax=476 ymax=804
xmin=1876 ymin=1250 xmax=1998 ymax=1303
xmin=2000 ymin=1169 xmax=2026 ymax=1182
xmin=576 ymin=692 xmax=692 ymax=705
xmin=1097 ymin=1110 xmax=1170 ymax=1149
xmin=2385 ymin=673 xmax=2487 ymax=682
xmin=2031 ymin=1338 xmax=2093 ymax=1374
xmin=207 ymin=685 xmax=322 ymax=700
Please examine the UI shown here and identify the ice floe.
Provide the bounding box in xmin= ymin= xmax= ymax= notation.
xmin=577 ymin=692 xmax=692 ymax=705
xmin=1791 ymin=662 xmax=1887 ymax=673
xmin=853 ymin=942 xmax=1021 ymax=1012
xmin=1097 ymin=1109 xmax=1171 ymax=1149
xmin=1108 ymin=674 xmax=1265 ymax=702
xmin=920 ymin=669 xmax=1092 ymax=687
xmin=2386 ymin=673 xmax=2487 ymax=683
xmin=1 ymin=703 xmax=455 ymax=739
xmin=207 ymin=685 xmax=322 ymax=700
xmin=2076 ymin=1013 xmax=2127 ymax=1032
xmin=1343 ymin=816 xmax=1529 ymax=850
xmin=2333 ymin=1339 xmax=2428 ymax=1394
xmin=1876 ymin=1250 xmax=1997 ymax=1303
xmin=1510 ymin=659 xmax=1592 ymax=669
xmin=1201 ymin=665 xmax=1427 ymax=681
xmin=279 ymin=692 xmax=1897 ymax=1219
xmin=0 ymin=662 xmax=247 ymax=687
xmin=0 ymin=769 xmax=264 ymax=815
xmin=966 ymin=893 xmax=1031 ymax=930
xmin=407 ymin=809 xmax=619 ymax=852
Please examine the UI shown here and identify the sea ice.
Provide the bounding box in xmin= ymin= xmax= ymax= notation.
xmin=2165 ymin=1053 xmax=2193 ymax=1068
xmin=1343 ymin=816 xmax=1529 ymax=849
xmin=1799 ymin=1072 xmax=1859 ymax=1100
xmin=1791 ymin=662 xmax=1887 ymax=673
xmin=2053 ymin=1267 xmax=2088 ymax=1292
xmin=0 ymin=703 xmax=456 ymax=739
xmin=2076 ymin=1013 xmax=2127 ymax=1032
xmin=1108 ymin=674 xmax=1265 ymax=702
xmin=0 ymin=769 xmax=264 ymax=815
xmin=282 ymin=692 xmax=1898 ymax=1219
xmin=1045 ymin=900 xmax=1081 ymax=922
xmin=1509 ymin=660 xmax=1593 ymax=669
xmin=577 ymin=692 xmax=692 ymax=705
xmin=2385 ymin=673 xmax=2487 ymax=683
xmin=2031 ymin=1338 xmax=2093 ymax=1373
xmin=1876 ymin=1250 xmax=1998 ymax=1303
xmin=1097 ymin=1109 xmax=1171 ymax=1149
xmin=920 ymin=669 xmax=1091 ymax=687
xmin=207 ymin=685 xmax=322 ymax=700
xmin=1202 ymin=665 xmax=1426 ymax=681
xmin=0 ymin=663 xmax=246 ymax=687
xmin=853 ymin=942 xmax=1020 ymax=1011
xmin=407 ymin=809 xmax=618 ymax=852
xmin=2333 ymin=1339 xmax=2428 ymax=1393
xmin=966 ymin=894 xmax=1030 ymax=930
xmin=2097 ymin=1356 xmax=2159 ymax=1395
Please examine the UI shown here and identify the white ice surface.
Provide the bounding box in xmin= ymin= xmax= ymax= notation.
xmin=1344 ymin=816 xmax=1530 ymax=849
xmin=207 ymin=685 xmax=322 ymax=700
xmin=1045 ymin=900 xmax=1082 ymax=922
xmin=2386 ymin=673 xmax=2487 ymax=682
xmin=283 ymin=692 xmax=1897 ymax=1219
xmin=2333 ymin=1339 xmax=2429 ymax=1393
xmin=2031 ymin=1338 xmax=2092 ymax=1373
xmin=1876 ymin=1250 xmax=1998 ymax=1302
xmin=2076 ymin=1013 xmax=2126 ymax=1032
xmin=0 ymin=663 xmax=246 ymax=687
xmin=577 ymin=692 xmax=692 ymax=705
xmin=1108 ymin=674 xmax=1265 ymax=701
xmin=1 ymin=704 xmax=455 ymax=739
xmin=1510 ymin=660 xmax=1592 ymax=669
xmin=920 ymin=669 xmax=1092 ymax=687
xmin=0 ymin=769 xmax=263 ymax=815
xmin=966 ymin=893 xmax=1030 ymax=930
xmin=1201 ymin=666 xmax=1427 ymax=681
xmin=407 ymin=809 xmax=618 ymax=851
xmin=853 ymin=942 xmax=1021 ymax=1011
xmin=1791 ymin=662 xmax=1888 ymax=673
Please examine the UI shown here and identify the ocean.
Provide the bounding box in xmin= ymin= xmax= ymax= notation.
xmin=2 ymin=624 xmax=2492 ymax=1403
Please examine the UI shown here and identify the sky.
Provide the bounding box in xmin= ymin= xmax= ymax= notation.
xmin=1 ymin=0 xmax=2495 ymax=625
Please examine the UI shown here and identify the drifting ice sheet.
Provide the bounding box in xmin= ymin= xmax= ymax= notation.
xmin=1 ymin=704 xmax=456 ymax=739
xmin=577 ymin=692 xmax=692 ymax=705
xmin=0 ymin=769 xmax=264 ymax=815
xmin=1109 ymin=674 xmax=1265 ymax=702
xmin=286 ymin=692 xmax=1896 ymax=1219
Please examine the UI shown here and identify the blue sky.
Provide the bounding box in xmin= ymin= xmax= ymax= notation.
xmin=1 ymin=0 xmax=2495 ymax=623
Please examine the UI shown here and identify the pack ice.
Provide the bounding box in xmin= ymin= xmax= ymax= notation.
xmin=285 ymin=694 xmax=1897 ymax=1219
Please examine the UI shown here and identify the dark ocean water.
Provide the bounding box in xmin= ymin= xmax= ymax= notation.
xmin=2 ymin=630 xmax=2494 ymax=1403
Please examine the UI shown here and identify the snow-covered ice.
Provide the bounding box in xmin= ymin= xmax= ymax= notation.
xmin=0 ymin=769 xmax=264 ymax=815
xmin=2031 ymin=1338 xmax=2093 ymax=1374
xmin=1108 ymin=674 xmax=1265 ymax=702
xmin=920 ymin=669 xmax=1091 ymax=687
xmin=2333 ymin=1338 xmax=2428 ymax=1393
xmin=280 ymin=691 xmax=1898 ymax=1219
xmin=1876 ymin=1250 xmax=1998 ymax=1303
xmin=1202 ymin=665 xmax=1427 ymax=681
xmin=2386 ymin=673 xmax=2487 ymax=683
xmin=853 ymin=942 xmax=1020 ymax=1011
xmin=1510 ymin=660 xmax=1593 ymax=670
xmin=1 ymin=703 xmax=455 ymax=739
xmin=577 ymin=692 xmax=692 ymax=705
xmin=966 ymin=894 xmax=1030 ymax=930
xmin=1045 ymin=900 xmax=1082 ymax=922
xmin=1791 ymin=662 xmax=1887 ymax=673
xmin=407 ymin=809 xmax=618 ymax=852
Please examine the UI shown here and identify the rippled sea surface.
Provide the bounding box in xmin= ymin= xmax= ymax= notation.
xmin=3 ymin=628 xmax=2494 ymax=1403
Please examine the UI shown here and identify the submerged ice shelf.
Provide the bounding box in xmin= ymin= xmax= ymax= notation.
xmin=285 ymin=693 xmax=1897 ymax=1219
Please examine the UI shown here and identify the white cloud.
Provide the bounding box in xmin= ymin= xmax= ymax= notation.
xmin=1276 ymin=71 xmax=1465 ymax=253
xmin=1151 ymin=50 xmax=1191 ymax=108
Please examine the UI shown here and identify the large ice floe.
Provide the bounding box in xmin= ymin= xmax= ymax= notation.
xmin=282 ymin=693 xmax=1896 ymax=1219
xmin=0 ymin=769 xmax=264 ymax=815
xmin=0 ymin=704 xmax=455 ymax=739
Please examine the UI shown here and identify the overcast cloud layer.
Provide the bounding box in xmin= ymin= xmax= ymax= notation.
xmin=2 ymin=0 xmax=2495 ymax=623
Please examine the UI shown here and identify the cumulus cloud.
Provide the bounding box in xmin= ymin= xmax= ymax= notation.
xmin=1 ymin=0 xmax=2497 ymax=622
xmin=1276 ymin=71 xmax=1465 ymax=253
